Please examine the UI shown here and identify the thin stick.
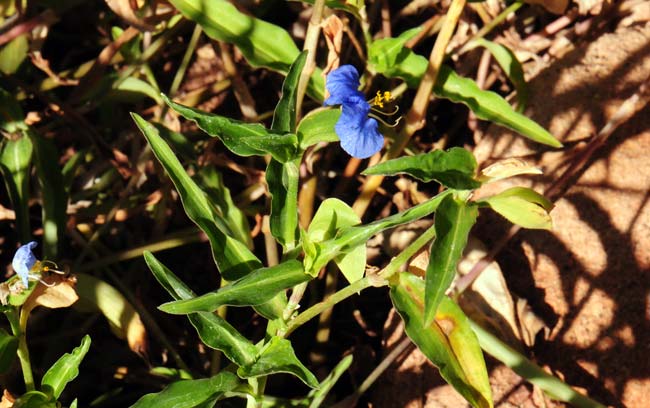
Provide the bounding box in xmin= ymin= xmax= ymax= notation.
xmin=296 ymin=0 xmax=326 ymax=116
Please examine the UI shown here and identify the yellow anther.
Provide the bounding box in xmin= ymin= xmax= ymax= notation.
xmin=372 ymin=90 xmax=392 ymax=108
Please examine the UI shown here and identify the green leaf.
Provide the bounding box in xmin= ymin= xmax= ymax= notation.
xmin=367 ymin=28 xmax=425 ymax=88
xmin=110 ymin=76 xmax=163 ymax=104
xmin=308 ymin=198 xmax=365 ymax=283
xmin=197 ymin=166 xmax=253 ymax=248
xmin=363 ymin=148 xmax=481 ymax=189
xmin=159 ymin=260 xmax=309 ymax=314
xmin=474 ymin=39 xmax=528 ymax=111
xmin=130 ymin=371 xmax=240 ymax=408
xmin=163 ymin=95 xmax=299 ymax=163
xmin=28 ymin=131 xmax=67 ymax=259
xmin=144 ymin=252 xmax=258 ymax=367
xmin=41 ymin=335 xmax=91 ymax=400
xmin=272 ymin=51 xmax=308 ymax=133
xmin=238 ymin=337 xmax=319 ymax=389
xmin=267 ymin=158 xmax=301 ymax=251
xmin=297 ymin=108 xmax=340 ymax=149
xmin=305 ymin=190 xmax=453 ymax=275
xmin=12 ymin=391 xmax=55 ymax=408
xmin=0 ymin=87 xmax=27 ymax=133
xmin=0 ymin=133 xmax=33 ymax=243
xmin=424 ymin=195 xmax=477 ymax=325
xmin=307 ymin=355 xmax=353 ymax=408
xmin=132 ymin=113 xmax=262 ymax=280
xmin=0 ymin=34 xmax=28 ymax=75
xmin=0 ymin=328 xmax=18 ymax=374
xmin=481 ymin=187 xmax=553 ymax=230
xmin=434 ymin=65 xmax=561 ymax=148
xmin=168 ymin=0 xmax=324 ymax=100
xmin=390 ymin=272 xmax=492 ymax=408
xmin=367 ymin=37 xmax=559 ymax=147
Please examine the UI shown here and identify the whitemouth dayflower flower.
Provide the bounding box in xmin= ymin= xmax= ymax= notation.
xmin=11 ymin=241 xmax=64 ymax=288
xmin=324 ymin=65 xmax=397 ymax=159
xmin=12 ymin=241 xmax=38 ymax=287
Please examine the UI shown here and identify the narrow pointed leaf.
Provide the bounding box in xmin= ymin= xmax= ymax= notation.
xmin=163 ymin=95 xmax=298 ymax=163
xmin=267 ymin=158 xmax=301 ymax=251
xmin=238 ymin=337 xmax=319 ymax=389
xmin=144 ymin=252 xmax=257 ymax=366
xmin=159 ymin=260 xmax=309 ymax=314
xmin=272 ymin=51 xmax=308 ymax=133
xmin=474 ymin=39 xmax=528 ymax=111
xmin=168 ymin=0 xmax=324 ymax=100
xmin=0 ymin=328 xmax=18 ymax=374
xmin=424 ymin=195 xmax=477 ymax=325
xmin=481 ymin=187 xmax=553 ymax=230
xmin=363 ymin=148 xmax=481 ymax=189
xmin=132 ymin=113 xmax=262 ymax=280
xmin=130 ymin=371 xmax=240 ymax=408
xmin=0 ymin=134 xmax=33 ymax=243
xmin=29 ymin=131 xmax=66 ymax=259
xmin=391 ymin=272 xmax=492 ymax=408
xmin=41 ymin=335 xmax=91 ymax=399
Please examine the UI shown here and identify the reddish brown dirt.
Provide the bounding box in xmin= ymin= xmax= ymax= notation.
xmin=372 ymin=20 xmax=650 ymax=408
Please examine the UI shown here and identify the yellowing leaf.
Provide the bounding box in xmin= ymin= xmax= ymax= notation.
xmin=479 ymin=158 xmax=542 ymax=183
xmin=75 ymin=274 xmax=147 ymax=355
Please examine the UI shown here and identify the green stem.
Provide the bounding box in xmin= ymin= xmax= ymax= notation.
xmin=470 ymin=320 xmax=607 ymax=408
xmin=458 ymin=1 xmax=523 ymax=55
xmin=379 ymin=223 xmax=437 ymax=280
xmin=8 ymin=308 xmax=35 ymax=391
xmin=169 ymin=25 xmax=202 ymax=97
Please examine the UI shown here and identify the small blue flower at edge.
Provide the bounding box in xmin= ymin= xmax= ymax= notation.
xmin=12 ymin=241 xmax=38 ymax=287
xmin=324 ymin=65 xmax=384 ymax=159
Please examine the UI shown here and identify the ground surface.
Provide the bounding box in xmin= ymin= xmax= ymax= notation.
xmin=373 ymin=13 xmax=650 ymax=408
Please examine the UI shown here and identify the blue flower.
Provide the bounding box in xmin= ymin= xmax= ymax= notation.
xmin=324 ymin=65 xmax=384 ymax=159
xmin=12 ymin=241 xmax=38 ymax=287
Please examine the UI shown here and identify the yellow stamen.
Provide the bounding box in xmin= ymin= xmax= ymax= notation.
xmin=372 ymin=90 xmax=392 ymax=108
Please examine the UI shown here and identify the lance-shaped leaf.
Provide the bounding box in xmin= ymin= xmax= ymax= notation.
xmin=132 ymin=113 xmax=262 ymax=280
xmin=168 ymin=0 xmax=324 ymax=100
xmin=307 ymin=198 xmax=365 ymax=283
xmin=130 ymin=371 xmax=240 ymax=408
xmin=434 ymin=65 xmax=561 ymax=148
xmin=144 ymin=252 xmax=258 ymax=367
xmin=297 ymin=108 xmax=340 ymax=149
xmin=391 ymin=272 xmax=492 ymax=408
xmin=363 ymin=148 xmax=481 ymax=190
xmin=474 ymin=39 xmax=528 ymax=111
xmin=238 ymin=337 xmax=319 ymax=389
xmin=0 ymin=328 xmax=18 ymax=374
xmin=272 ymin=51 xmax=307 ymax=134
xmin=163 ymin=95 xmax=298 ymax=163
xmin=267 ymin=159 xmax=301 ymax=251
xmin=367 ymin=37 xmax=560 ymax=148
xmin=41 ymin=335 xmax=91 ymax=400
xmin=424 ymin=195 xmax=477 ymax=325
xmin=480 ymin=187 xmax=553 ymax=230
xmin=159 ymin=260 xmax=309 ymax=314
xmin=266 ymin=52 xmax=308 ymax=250
xmin=29 ymin=131 xmax=66 ymax=259
xmin=0 ymin=135 xmax=33 ymax=243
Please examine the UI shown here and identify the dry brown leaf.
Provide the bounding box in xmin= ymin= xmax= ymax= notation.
xmin=322 ymin=15 xmax=343 ymax=74
xmin=479 ymin=158 xmax=543 ymax=183
xmin=524 ymin=0 xmax=569 ymax=14
xmin=0 ymin=390 xmax=15 ymax=408
xmin=22 ymin=275 xmax=79 ymax=317
xmin=104 ymin=0 xmax=154 ymax=31
xmin=457 ymin=237 xmax=548 ymax=349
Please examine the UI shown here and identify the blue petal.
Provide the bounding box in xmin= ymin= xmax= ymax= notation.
xmin=324 ymin=65 xmax=364 ymax=106
xmin=12 ymin=241 xmax=38 ymax=287
xmin=335 ymin=96 xmax=384 ymax=159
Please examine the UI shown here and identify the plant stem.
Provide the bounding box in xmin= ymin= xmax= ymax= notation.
xmin=457 ymin=1 xmax=523 ymax=55
xmin=169 ymin=25 xmax=202 ymax=97
xmin=296 ymin=0 xmax=326 ymax=117
xmin=7 ymin=308 xmax=35 ymax=391
xmin=284 ymin=277 xmax=373 ymax=337
xmin=470 ymin=320 xmax=606 ymax=408
xmin=379 ymin=223 xmax=436 ymax=280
